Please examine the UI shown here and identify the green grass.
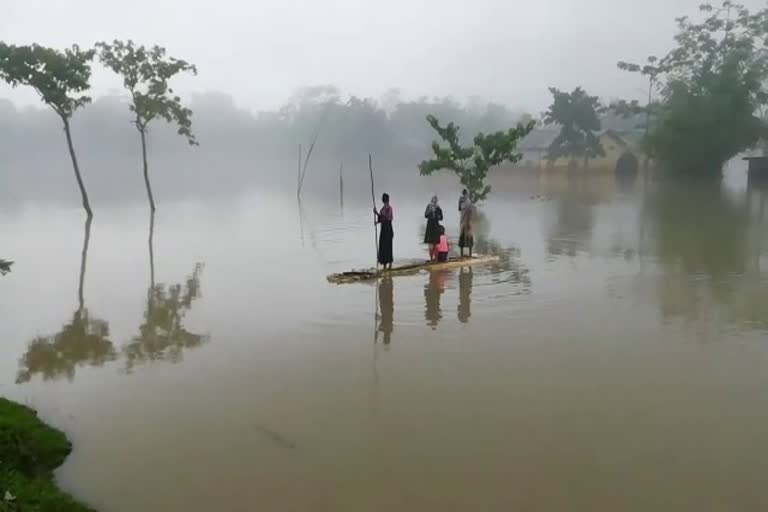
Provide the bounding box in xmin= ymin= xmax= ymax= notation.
xmin=0 ymin=398 xmax=95 ymax=512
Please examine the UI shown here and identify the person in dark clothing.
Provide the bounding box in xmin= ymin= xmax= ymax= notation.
xmin=424 ymin=195 xmax=443 ymax=260
xmin=374 ymin=193 xmax=394 ymax=268
xmin=459 ymin=196 xmax=474 ymax=257
xmin=458 ymin=189 xmax=469 ymax=213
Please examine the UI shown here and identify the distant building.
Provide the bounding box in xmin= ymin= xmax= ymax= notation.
xmin=518 ymin=129 xmax=643 ymax=171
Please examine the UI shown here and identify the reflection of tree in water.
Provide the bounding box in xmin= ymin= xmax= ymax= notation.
xmin=17 ymin=218 xmax=116 ymax=383
xmin=651 ymin=185 xmax=748 ymax=278
xmin=377 ymin=276 xmax=394 ymax=345
xmin=474 ymin=237 xmax=532 ymax=293
xmin=17 ymin=310 xmax=114 ymax=383
xmin=649 ymin=183 xmax=768 ymax=337
xmin=424 ymin=270 xmax=449 ymax=329
xmin=457 ymin=268 xmax=473 ymax=323
xmin=123 ymin=212 xmax=208 ymax=370
xmin=463 ymin=209 xmax=533 ymax=293
xmin=547 ymin=193 xmax=595 ymax=257
xmin=123 ymin=263 xmax=207 ymax=371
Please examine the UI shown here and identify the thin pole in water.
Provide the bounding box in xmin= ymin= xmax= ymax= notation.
xmin=369 ymin=154 xmax=379 ymax=269
xmin=297 ymin=144 xmax=302 ymax=197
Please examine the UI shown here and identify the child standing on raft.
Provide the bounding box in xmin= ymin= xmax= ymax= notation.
xmin=433 ymin=225 xmax=449 ymax=262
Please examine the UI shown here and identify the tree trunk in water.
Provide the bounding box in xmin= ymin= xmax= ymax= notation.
xmin=140 ymin=128 xmax=156 ymax=212
xmin=78 ymin=215 xmax=92 ymax=313
xmin=147 ymin=210 xmax=156 ymax=314
xmin=63 ymin=117 xmax=93 ymax=218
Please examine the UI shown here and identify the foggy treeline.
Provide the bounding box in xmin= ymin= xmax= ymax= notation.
xmin=0 ymin=85 xmax=641 ymax=208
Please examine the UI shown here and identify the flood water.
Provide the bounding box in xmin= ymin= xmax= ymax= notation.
xmin=2 ymin=168 xmax=768 ymax=511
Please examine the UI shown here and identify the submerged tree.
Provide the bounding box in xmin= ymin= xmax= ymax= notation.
xmin=96 ymin=40 xmax=197 ymax=211
xmin=618 ymin=2 xmax=768 ymax=175
xmin=544 ymin=87 xmax=604 ymax=168
xmin=418 ymin=115 xmax=534 ymax=203
xmin=0 ymin=44 xmax=95 ymax=217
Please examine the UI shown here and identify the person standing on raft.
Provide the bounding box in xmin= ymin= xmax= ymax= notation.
xmin=374 ymin=193 xmax=394 ymax=269
xmin=434 ymin=225 xmax=449 ymax=262
xmin=459 ymin=194 xmax=474 ymax=257
xmin=424 ymin=195 xmax=443 ymax=261
xmin=458 ymin=189 xmax=469 ymax=213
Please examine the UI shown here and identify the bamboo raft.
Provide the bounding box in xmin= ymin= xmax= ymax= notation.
xmin=327 ymin=255 xmax=500 ymax=284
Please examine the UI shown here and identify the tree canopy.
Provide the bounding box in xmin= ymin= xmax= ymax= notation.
xmin=0 ymin=43 xmax=94 ymax=118
xmin=96 ymin=40 xmax=197 ymax=144
xmin=0 ymin=43 xmax=95 ymax=216
xmin=96 ymin=40 xmax=197 ymax=210
xmin=544 ymin=87 xmax=604 ymax=167
xmin=618 ymin=2 xmax=768 ymax=175
xmin=418 ymin=114 xmax=534 ymax=203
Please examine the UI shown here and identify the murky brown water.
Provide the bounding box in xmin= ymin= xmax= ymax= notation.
xmin=2 ymin=170 xmax=768 ymax=511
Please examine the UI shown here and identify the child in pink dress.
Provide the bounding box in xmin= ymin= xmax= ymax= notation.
xmin=434 ymin=225 xmax=449 ymax=262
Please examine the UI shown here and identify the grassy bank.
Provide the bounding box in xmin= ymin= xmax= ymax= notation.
xmin=0 ymin=398 xmax=94 ymax=512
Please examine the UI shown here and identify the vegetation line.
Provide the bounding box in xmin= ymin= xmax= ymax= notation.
xmin=0 ymin=398 xmax=96 ymax=511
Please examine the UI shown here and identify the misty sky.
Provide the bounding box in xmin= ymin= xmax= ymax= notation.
xmin=2 ymin=0 xmax=766 ymax=113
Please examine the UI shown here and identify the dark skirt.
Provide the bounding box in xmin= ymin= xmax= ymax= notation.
xmin=378 ymin=221 xmax=394 ymax=265
xmin=424 ymin=217 xmax=441 ymax=244
xmin=459 ymin=225 xmax=474 ymax=249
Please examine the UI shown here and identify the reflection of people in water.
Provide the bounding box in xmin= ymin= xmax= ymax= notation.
xmin=424 ymin=270 xmax=448 ymax=329
xmin=378 ymin=276 xmax=394 ymax=345
xmin=458 ymin=267 xmax=473 ymax=323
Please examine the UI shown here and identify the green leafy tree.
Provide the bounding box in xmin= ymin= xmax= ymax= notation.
xmin=544 ymin=87 xmax=605 ymax=168
xmin=0 ymin=44 xmax=95 ymax=217
xmin=96 ymin=40 xmax=197 ymax=211
xmin=418 ymin=115 xmax=534 ymax=203
xmin=618 ymin=2 xmax=768 ymax=175
xmin=617 ymin=56 xmax=663 ymax=138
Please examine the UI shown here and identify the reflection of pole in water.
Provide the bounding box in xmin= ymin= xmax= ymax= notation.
xmin=339 ymin=160 xmax=344 ymax=212
xmin=78 ymin=216 xmax=92 ymax=313
xmin=297 ymin=198 xmax=305 ymax=247
xmin=297 ymin=199 xmax=326 ymax=259
xmin=458 ymin=267 xmax=473 ymax=324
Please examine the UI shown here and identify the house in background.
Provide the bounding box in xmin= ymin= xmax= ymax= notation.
xmin=517 ymin=129 xmax=643 ymax=172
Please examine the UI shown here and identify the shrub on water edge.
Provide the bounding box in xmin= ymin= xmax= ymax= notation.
xmin=0 ymin=398 xmax=95 ymax=512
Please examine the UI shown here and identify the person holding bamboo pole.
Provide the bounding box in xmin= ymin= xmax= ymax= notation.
xmin=373 ymin=193 xmax=394 ymax=269
xmin=459 ymin=194 xmax=475 ymax=258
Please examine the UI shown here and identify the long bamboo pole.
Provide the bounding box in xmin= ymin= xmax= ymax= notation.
xmin=369 ymin=154 xmax=379 ymax=269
